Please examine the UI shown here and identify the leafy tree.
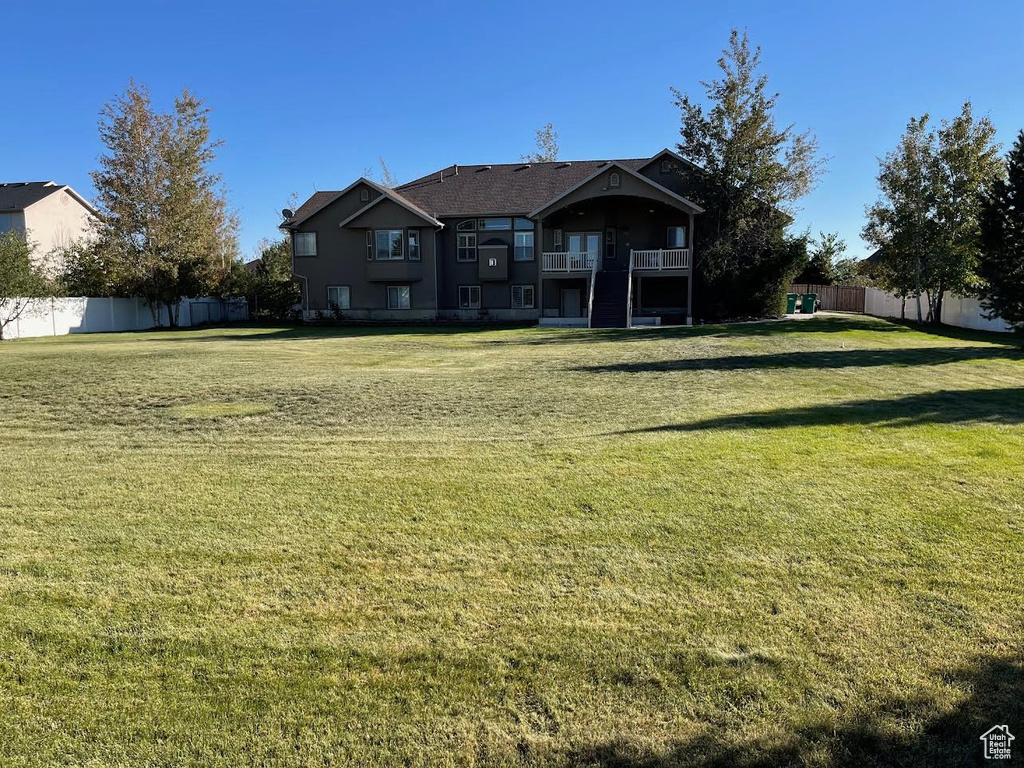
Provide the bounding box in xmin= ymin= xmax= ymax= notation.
xmin=227 ymin=238 xmax=300 ymax=320
xmin=91 ymin=81 xmax=237 ymax=326
xmin=863 ymin=103 xmax=1001 ymax=323
xmin=56 ymin=240 xmax=120 ymax=296
xmin=863 ymin=116 xmax=938 ymax=321
xmin=979 ymin=130 xmax=1024 ymax=331
xmin=672 ymin=29 xmax=824 ymax=319
xmin=0 ymin=231 xmax=48 ymax=341
xmin=931 ymin=102 xmax=1002 ymax=308
xmin=796 ymin=232 xmax=846 ymax=285
xmin=522 ymin=123 xmax=560 ymax=163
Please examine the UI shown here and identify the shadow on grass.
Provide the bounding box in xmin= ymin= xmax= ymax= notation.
xmin=552 ymin=653 xmax=1022 ymax=767
xmin=611 ymin=388 xmax=1024 ymax=434
xmin=487 ymin=316 xmax=910 ymax=346
xmin=578 ymin=345 xmax=1024 ymax=374
xmin=138 ymin=323 xmax=533 ymax=343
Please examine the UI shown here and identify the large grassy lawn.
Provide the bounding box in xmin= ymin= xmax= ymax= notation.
xmin=1 ymin=315 xmax=1022 ymax=767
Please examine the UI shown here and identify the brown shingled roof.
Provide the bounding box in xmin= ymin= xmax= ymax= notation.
xmin=395 ymin=158 xmax=649 ymax=216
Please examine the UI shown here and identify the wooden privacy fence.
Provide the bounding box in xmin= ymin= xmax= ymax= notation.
xmin=789 ymin=284 xmax=866 ymax=313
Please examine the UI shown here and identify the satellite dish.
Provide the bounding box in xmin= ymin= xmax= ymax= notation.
xmin=281 ymin=208 xmax=294 ymax=219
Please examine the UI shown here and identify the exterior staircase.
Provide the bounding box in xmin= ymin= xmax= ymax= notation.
xmin=589 ymin=271 xmax=630 ymax=328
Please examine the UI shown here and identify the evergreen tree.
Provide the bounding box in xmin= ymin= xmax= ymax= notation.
xmin=796 ymin=232 xmax=846 ymax=285
xmin=979 ymin=130 xmax=1024 ymax=331
xmin=672 ymin=29 xmax=824 ymax=319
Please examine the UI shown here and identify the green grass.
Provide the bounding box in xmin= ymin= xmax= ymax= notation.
xmin=1 ymin=315 xmax=1022 ymax=767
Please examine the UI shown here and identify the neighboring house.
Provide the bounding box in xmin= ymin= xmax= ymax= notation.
xmin=0 ymin=182 xmax=97 ymax=273
xmin=281 ymin=149 xmax=703 ymax=327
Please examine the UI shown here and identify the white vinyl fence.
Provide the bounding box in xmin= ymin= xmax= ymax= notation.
xmin=864 ymin=288 xmax=1014 ymax=333
xmin=1 ymin=297 xmax=248 ymax=341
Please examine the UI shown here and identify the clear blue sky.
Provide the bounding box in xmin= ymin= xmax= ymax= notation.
xmin=5 ymin=0 xmax=1023 ymax=261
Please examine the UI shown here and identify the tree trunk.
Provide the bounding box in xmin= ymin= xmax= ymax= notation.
xmin=914 ymin=253 xmax=924 ymax=323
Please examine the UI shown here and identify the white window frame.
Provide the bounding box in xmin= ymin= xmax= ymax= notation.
xmin=294 ymin=232 xmax=317 ymax=257
xmin=668 ymin=226 xmax=687 ymax=249
xmin=327 ymin=285 xmax=351 ymax=310
xmin=456 ymin=219 xmax=476 ymax=231
xmin=457 ymin=232 xmax=477 ymax=262
xmin=375 ymin=229 xmax=404 ymax=260
xmin=514 ymin=231 xmax=534 ymax=262
xmin=458 ymin=285 xmax=481 ymax=309
xmin=511 ymin=284 xmax=535 ymax=309
xmin=609 ymin=172 xmax=621 ymax=188
xmin=554 ymin=229 xmax=563 ymax=250
xmin=408 ymin=229 xmax=421 ymax=261
xmin=387 ymin=285 xmax=411 ymax=309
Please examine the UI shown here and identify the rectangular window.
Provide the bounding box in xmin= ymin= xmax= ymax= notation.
xmin=366 ymin=230 xmax=373 ymax=260
xmin=387 ymin=285 xmax=411 ymax=309
xmin=294 ymin=232 xmax=317 ymax=257
xmin=375 ymin=230 xmax=404 ymax=260
xmin=478 ymin=218 xmax=511 ymax=230
xmin=458 ymin=285 xmax=481 ymax=309
xmin=457 ymin=232 xmax=477 ymax=262
xmin=511 ymin=284 xmax=535 ymax=309
xmin=554 ymin=229 xmax=563 ymax=250
xmin=514 ymin=232 xmax=534 ymax=261
xmin=408 ymin=229 xmax=421 ymax=260
xmin=605 ymin=228 xmax=616 ymax=260
xmin=668 ymin=226 xmax=687 ymax=248
xmin=513 ymin=218 xmax=533 ymax=230
xmin=327 ymin=285 xmax=351 ymax=310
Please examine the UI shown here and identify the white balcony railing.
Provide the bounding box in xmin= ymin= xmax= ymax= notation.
xmin=542 ymin=251 xmax=598 ymax=272
xmin=631 ymin=248 xmax=690 ymax=270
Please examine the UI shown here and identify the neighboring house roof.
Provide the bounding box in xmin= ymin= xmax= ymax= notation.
xmin=0 ymin=181 xmax=97 ymax=215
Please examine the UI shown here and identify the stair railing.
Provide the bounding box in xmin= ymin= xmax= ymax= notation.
xmin=626 ymin=249 xmax=636 ymax=328
xmin=586 ymin=255 xmax=599 ymax=328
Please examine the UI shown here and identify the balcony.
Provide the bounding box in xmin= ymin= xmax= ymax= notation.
xmin=631 ymin=248 xmax=690 ymax=271
xmin=542 ymin=251 xmax=598 ymax=273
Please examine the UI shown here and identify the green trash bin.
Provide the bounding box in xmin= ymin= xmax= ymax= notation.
xmin=802 ymin=293 xmax=818 ymax=314
xmin=786 ymin=293 xmax=799 ymax=314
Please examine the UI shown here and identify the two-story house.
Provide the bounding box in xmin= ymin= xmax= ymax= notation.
xmin=280 ymin=149 xmax=703 ymax=327
xmin=0 ymin=182 xmax=97 ymax=274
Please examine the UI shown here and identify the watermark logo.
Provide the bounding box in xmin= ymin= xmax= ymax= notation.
xmin=980 ymin=725 xmax=1014 ymax=760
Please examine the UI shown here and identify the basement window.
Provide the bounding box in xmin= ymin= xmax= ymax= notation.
xmin=459 ymin=285 xmax=481 ymax=309
xmin=511 ymin=284 xmax=535 ymax=309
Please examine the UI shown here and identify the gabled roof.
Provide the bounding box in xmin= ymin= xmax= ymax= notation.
xmin=394 ymin=158 xmax=651 ymax=217
xmin=280 ymin=177 xmax=441 ymax=229
xmin=527 ymin=160 xmax=704 ymax=218
xmin=0 ymin=181 xmax=97 ymax=215
xmin=338 ymin=188 xmax=443 ymax=228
